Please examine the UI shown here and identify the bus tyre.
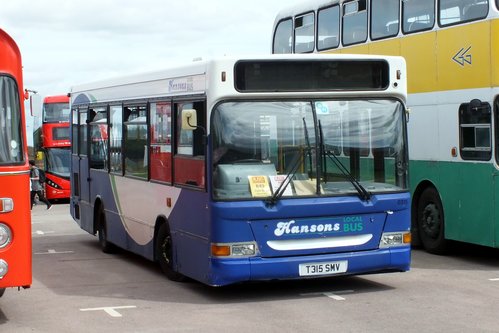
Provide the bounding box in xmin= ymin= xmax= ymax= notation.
xmin=0 ymin=288 xmax=5 ymax=297
xmin=417 ymin=187 xmax=448 ymax=254
xmin=156 ymin=224 xmax=185 ymax=282
xmin=97 ymin=206 xmax=117 ymax=254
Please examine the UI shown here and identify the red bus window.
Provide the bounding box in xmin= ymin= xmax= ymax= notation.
xmin=150 ymin=102 xmax=172 ymax=183
xmin=174 ymin=101 xmax=206 ymax=188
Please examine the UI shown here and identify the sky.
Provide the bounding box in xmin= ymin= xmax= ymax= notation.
xmin=0 ymin=0 xmax=297 ymax=143
xmin=2 ymin=0 xmax=296 ymax=96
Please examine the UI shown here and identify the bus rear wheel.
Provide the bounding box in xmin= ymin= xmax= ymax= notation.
xmin=156 ymin=223 xmax=185 ymax=282
xmin=0 ymin=288 xmax=5 ymax=297
xmin=97 ymin=205 xmax=117 ymax=254
xmin=417 ymin=187 xmax=448 ymax=254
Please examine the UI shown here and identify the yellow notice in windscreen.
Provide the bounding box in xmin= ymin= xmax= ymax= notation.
xmin=248 ymin=175 xmax=272 ymax=198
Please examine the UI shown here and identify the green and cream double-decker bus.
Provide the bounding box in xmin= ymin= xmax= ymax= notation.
xmin=272 ymin=0 xmax=499 ymax=253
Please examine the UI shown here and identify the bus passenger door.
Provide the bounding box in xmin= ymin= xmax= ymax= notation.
xmin=171 ymin=101 xmax=209 ymax=281
xmin=70 ymin=107 xmax=81 ymax=222
xmin=456 ymin=100 xmax=494 ymax=246
xmin=74 ymin=107 xmax=93 ymax=232
xmin=494 ymin=97 xmax=499 ymax=246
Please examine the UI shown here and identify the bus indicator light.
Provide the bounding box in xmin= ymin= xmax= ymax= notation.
xmin=211 ymin=244 xmax=231 ymax=257
xmin=0 ymin=198 xmax=14 ymax=213
xmin=404 ymin=232 xmax=412 ymax=244
xmin=211 ymin=242 xmax=257 ymax=257
xmin=0 ymin=260 xmax=8 ymax=279
xmin=379 ymin=232 xmax=411 ymax=248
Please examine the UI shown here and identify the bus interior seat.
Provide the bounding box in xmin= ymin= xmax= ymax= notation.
xmin=318 ymin=36 xmax=338 ymax=50
xmin=407 ymin=21 xmax=430 ymax=32
xmin=386 ymin=22 xmax=399 ymax=36
xmin=295 ymin=41 xmax=314 ymax=53
xmin=462 ymin=3 xmax=488 ymax=21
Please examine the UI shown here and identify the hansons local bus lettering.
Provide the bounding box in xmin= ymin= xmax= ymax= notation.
xmin=274 ymin=217 xmax=364 ymax=237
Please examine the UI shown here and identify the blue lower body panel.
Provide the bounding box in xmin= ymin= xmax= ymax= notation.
xmin=207 ymin=246 xmax=410 ymax=286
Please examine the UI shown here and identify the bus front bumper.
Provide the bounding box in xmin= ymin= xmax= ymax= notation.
xmin=206 ymin=246 xmax=410 ymax=286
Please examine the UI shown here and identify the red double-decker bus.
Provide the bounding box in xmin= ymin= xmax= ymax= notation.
xmin=34 ymin=95 xmax=70 ymax=201
xmin=0 ymin=28 xmax=32 ymax=296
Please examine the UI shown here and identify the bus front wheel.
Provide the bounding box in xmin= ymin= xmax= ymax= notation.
xmin=0 ymin=288 xmax=5 ymax=297
xmin=417 ymin=187 xmax=448 ymax=254
xmin=156 ymin=223 xmax=185 ymax=282
xmin=97 ymin=205 xmax=117 ymax=254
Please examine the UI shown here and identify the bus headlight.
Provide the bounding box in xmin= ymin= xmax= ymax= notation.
xmin=379 ymin=232 xmax=411 ymax=248
xmin=0 ymin=259 xmax=8 ymax=278
xmin=0 ymin=224 xmax=12 ymax=248
xmin=211 ymin=242 xmax=258 ymax=257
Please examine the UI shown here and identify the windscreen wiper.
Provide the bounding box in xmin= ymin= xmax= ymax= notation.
xmin=266 ymin=118 xmax=312 ymax=206
xmin=319 ymin=120 xmax=371 ymax=201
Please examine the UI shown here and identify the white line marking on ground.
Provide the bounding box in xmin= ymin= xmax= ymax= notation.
xmin=300 ymin=290 xmax=354 ymax=301
xmin=80 ymin=306 xmax=137 ymax=318
xmin=33 ymin=230 xmax=55 ymax=235
xmin=34 ymin=249 xmax=74 ymax=255
xmin=488 ymin=278 xmax=499 ymax=281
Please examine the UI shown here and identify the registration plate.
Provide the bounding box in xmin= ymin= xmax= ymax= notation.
xmin=299 ymin=260 xmax=348 ymax=276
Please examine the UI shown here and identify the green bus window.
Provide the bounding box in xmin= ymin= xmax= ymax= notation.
xmin=273 ymin=19 xmax=292 ymax=54
xmin=459 ymin=100 xmax=492 ymax=161
xmin=318 ymin=5 xmax=340 ymax=50
xmin=342 ymin=0 xmax=368 ymax=46
xmin=294 ymin=12 xmax=315 ymax=53
xmin=371 ymin=0 xmax=399 ymax=40
xmin=495 ymin=97 xmax=499 ymax=164
xmin=439 ymin=0 xmax=488 ymax=26
xmin=402 ymin=0 xmax=435 ymax=33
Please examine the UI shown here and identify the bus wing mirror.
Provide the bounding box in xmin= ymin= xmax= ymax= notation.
xmin=182 ymin=109 xmax=197 ymax=130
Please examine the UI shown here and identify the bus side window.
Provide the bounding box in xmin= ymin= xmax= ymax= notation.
xmin=294 ymin=12 xmax=315 ymax=53
xmin=78 ymin=109 xmax=88 ymax=156
xmin=71 ymin=108 xmax=79 ymax=155
xmin=89 ymin=106 xmax=108 ymax=170
xmin=439 ymin=0 xmax=488 ymax=26
xmin=174 ymin=101 xmax=206 ymax=189
xmin=123 ymin=104 xmax=148 ymax=179
xmin=370 ymin=0 xmax=399 ymax=40
xmin=495 ymin=97 xmax=499 ymax=164
xmin=459 ymin=99 xmax=492 ymax=161
xmin=273 ymin=18 xmax=293 ymax=54
xmin=402 ymin=0 xmax=435 ymax=34
xmin=317 ymin=5 xmax=340 ymax=51
xmin=109 ymin=105 xmax=123 ymax=175
xmin=342 ymin=0 xmax=368 ymax=46
xmin=150 ymin=101 xmax=172 ymax=183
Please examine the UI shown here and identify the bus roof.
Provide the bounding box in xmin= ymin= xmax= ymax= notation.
xmin=43 ymin=95 xmax=69 ymax=104
xmin=0 ymin=29 xmax=22 ymax=82
xmin=70 ymin=53 xmax=406 ymax=105
xmin=274 ymin=0 xmax=339 ymax=22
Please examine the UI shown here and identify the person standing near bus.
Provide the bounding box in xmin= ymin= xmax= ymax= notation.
xmin=29 ymin=160 xmax=52 ymax=210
